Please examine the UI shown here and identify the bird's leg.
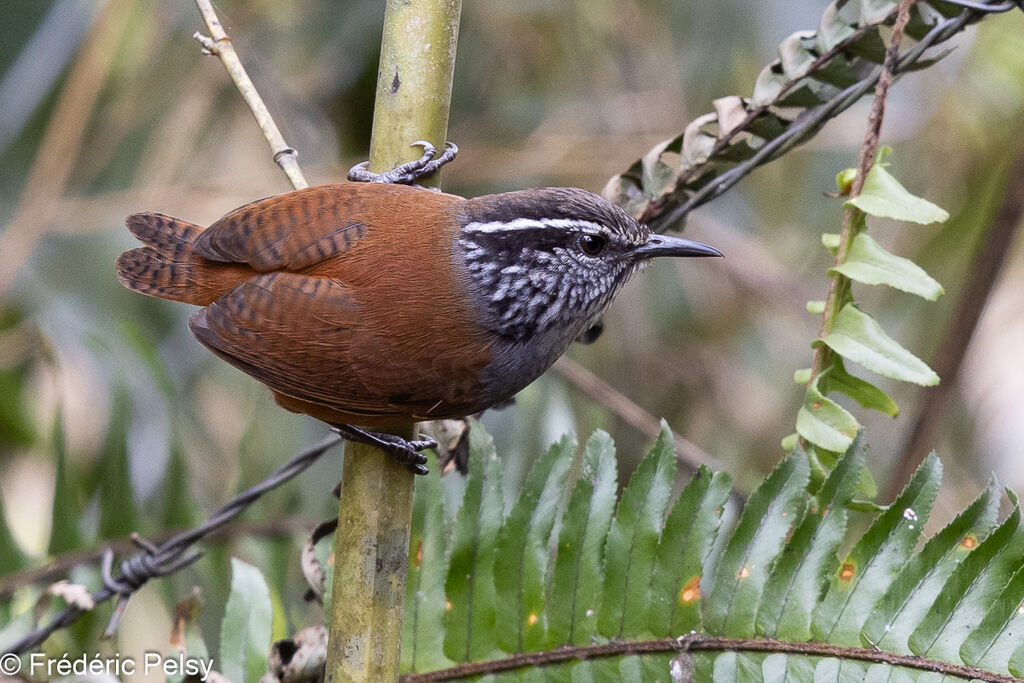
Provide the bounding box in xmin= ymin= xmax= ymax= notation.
xmin=329 ymin=423 xmax=437 ymax=476
xmin=347 ymin=140 xmax=458 ymax=185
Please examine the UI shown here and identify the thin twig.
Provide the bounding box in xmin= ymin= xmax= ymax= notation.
xmin=891 ymin=143 xmax=1024 ymax=497
xmin=553 ymin=356 xmax=718 ymax=471
xmin=192 ymin=0 xmax=307 ymax=190
xmin=3 ymin=436 xmax=341 ymax=655
xmin=398 ymin=634 xmax=1021 ymax=682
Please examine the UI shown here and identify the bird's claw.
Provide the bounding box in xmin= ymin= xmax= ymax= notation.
xmin=330 ymin=424 xmax=436 ymax=475
xmin=347 ymin=141 xmax=458 ymax=186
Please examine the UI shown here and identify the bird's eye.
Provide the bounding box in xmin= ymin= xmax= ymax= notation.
xmin=579 ymin=233 xmax=607 ymax=256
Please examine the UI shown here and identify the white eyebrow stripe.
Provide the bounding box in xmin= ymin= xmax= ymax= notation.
xmin=463 ymin=218 xmax=609 ymax=234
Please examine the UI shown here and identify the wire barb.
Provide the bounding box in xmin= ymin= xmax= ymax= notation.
xmin=3 ymin=435 xmax=342 ymax=655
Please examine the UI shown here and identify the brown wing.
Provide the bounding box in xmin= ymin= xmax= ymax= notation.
xmin=191 ymin=183 xmax=461 ymax=272
xmin=188 ymin=271 xmax=451 ymax=422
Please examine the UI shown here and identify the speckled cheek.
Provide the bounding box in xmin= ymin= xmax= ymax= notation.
xmin=449 ymin=234 xmax=494 ymax=329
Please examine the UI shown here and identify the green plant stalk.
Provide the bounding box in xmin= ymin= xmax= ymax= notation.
xmin=811 ymin=209 xmax=862 ymax=377
xmin=367 ymin=0 xmax=463 ymax=186
xmin=325 ymin=0 xmax=462 ymax=681
xmin=804 ymin=0 xmax=913 ymax=447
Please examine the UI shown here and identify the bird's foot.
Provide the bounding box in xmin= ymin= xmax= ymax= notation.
xmin=347 ymin=141 xmax=458 ymax=186
xmin=330 ymin=423 xmax=437 ymax=475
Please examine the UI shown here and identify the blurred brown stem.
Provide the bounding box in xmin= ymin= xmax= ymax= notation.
xmin=553 ymin=356 xmax=717 ymax=471
xmin=890 ymin=144 xmax=1024 ymax=498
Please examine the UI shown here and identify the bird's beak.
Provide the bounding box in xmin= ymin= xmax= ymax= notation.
xmin=632 ymin=233 xmax=723 ymax=260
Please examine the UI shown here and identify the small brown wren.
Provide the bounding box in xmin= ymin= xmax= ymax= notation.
xmin=116 ymin=143 xmax=721 ymax=474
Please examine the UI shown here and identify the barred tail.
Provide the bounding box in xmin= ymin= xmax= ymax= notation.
xmin=116 ymin=212 xmax=247 ymax=306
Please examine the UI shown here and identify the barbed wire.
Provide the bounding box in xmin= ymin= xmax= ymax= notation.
xmin=2 ymin=434 xmax=342 ymax=655
xmin=650 ymin=0 xmax=1024 ymax=231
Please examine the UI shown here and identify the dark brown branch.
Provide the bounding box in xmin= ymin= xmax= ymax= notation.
xmin=552 ymin=356 xmax=718 ymax=471
xmin=890 ymin=142 xmax=1024 ymax=497
xmin=400 ymin=634 xmax=1019 ymax=682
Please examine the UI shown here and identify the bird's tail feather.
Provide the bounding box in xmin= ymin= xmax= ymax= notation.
xmin=116 ymin=212 xmax=246 ymax=305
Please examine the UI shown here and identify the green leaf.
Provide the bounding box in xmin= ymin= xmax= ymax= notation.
xmin=117 ymin=320 xmax=179 ymax=400
xmin=834 ymin=167 xmax=857 ymax=194
xmin=0 ymin=484 xmax=26 ymax=574
xmin=705 ymin=453 xmax=810 ymax=637
xmin=1011 ymin=635 xmax=1024 ymax=678
xmin=756 ymin=442 xmax=863 ymax=640
xmin=403 ymin=458 xmax=451 ymax=673
xmin=796 ymin=373 xmax=860 ymax=453
xmin=862 ymin=480 xmax=1000 ymax=654
xmin=494 ymin=434 xmax=574 ymax=653
xmin=830 ymin=233 xmax=944 ymax=300
xmin=548 ymin=431 xmax=618 ymax=647
xmin=864 ymin=663 xmax=918 ymax=683
xmin=48 ymin=410 xmax=81 ymax=555
xmin=780 ymin=433 xmax=799 ymax=452
xmin=648 ymin=466 xmax=732 ymax=637
xmin=712 ymin=651 xmax=739 ymax=682
xmin=821 ymin=233 xmax=841 ymax=252
xmin=761 ymin=653 xmax=788 ymax=682
xmin=0 ymin=368 xmax=35 ymax=449
xmin=735 ymin=652 xmax=767 ymax=681
xmin=847 ymin=161 xmax=950 ymax=224
xmin=784 ymin=654 xmax=817 ymax=680
xmin=97 ymin=389 xmax=136 ymax=539
xmin=960 ymin=564 xmax=1024 ymax=674
xmin=806 ymin=301 xmax=826 ymax=315
xmin=444 ymin=423 xmax=506 ymax=662
xmin=598 ymin=424 xmax=678 ymax=639
xmin=162 ymin=440 xmax=197 ymax=530
xmin=818 ymin=304 xmax=939 ymax=386
xmin=909 ymin=495 xmax=1024 ymax=662
xmin=813 ymin=656 xmax=869 ymax=680
xmin=812 ymin=454 xmax=942 ymax=646
xmin=219 ymin=558 xmax=273 ymax=683
xmin=821 ymin=357 xmax=899 ymax=418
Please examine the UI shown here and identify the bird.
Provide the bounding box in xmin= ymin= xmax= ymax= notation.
xmin=116 ymin=142 xmax=721 ymax=474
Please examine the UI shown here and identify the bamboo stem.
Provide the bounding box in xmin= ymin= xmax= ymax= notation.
xmin=325 ymin=0 xmax=462 ymax=681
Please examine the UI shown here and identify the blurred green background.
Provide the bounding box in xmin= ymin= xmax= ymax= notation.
xmin=1 ymin=0 xmax=1023 ymax=666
